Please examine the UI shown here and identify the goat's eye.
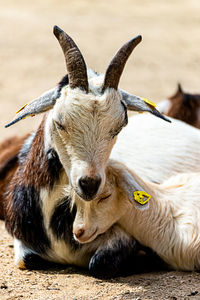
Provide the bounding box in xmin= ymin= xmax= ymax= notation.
xmin=110 ymin=127 xmax=122 ymax=139
xmin=54 ymin=120 xmax=65 ymax=131
xmin=97 ymin=194 xmax=111 ymax=204
xmin=110 ymin=112 xmax=128 ymax=139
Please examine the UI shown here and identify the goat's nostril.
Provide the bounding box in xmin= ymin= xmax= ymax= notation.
xmin=74 ymin=228 xmax=85 ymax=239
xmin=79 ymin=175 xmax=102 ymax=199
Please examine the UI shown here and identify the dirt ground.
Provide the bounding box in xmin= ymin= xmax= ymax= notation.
xmin=0 ymin=0 xmax=200 ymax=299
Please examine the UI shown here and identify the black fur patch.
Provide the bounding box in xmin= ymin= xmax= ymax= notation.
xmin=46 ymin=148 xmax=63 ymax=186
xmin=19 ymin=134 xmax=35 ymax=162
xmin=89 ymin=237 xmax=137 ymax=278
xmin=121 ymin=101 xmax=128 ymax=126
xmin=50 ymin=196 xmax=79 ymax=250
xmin=89 ymin=238 xmax=166 ymax=278
xmin=0 ymin=155 xmax=18 ymax=180
xmin=7 ymin=185 xmax=50 ymax=254
xmin=58 ymin=74 xmax=69 ymax=92
xmin=18 ymin=133 xmax=36 ymax=165
xmin=183 ymin=92 xmax=200 ymax=104
xmin=23 ymin=253 xmax=60 ymax=270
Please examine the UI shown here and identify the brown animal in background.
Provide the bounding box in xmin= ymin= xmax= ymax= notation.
xmin=0 ymin=134 xmax=29 ymax=219
xmin=158 ymin=84 xmax=200 ymax=128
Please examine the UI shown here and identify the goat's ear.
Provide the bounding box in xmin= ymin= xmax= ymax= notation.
xmin=120 ymin=90 xmax=171 ymax=123
xmin=5 ymin=87 xmax=61 ymax=128
xmin=177 ymin=83 xmax=183 ymax=94
xmin=117 ymin=167 xmax=150 ymax=211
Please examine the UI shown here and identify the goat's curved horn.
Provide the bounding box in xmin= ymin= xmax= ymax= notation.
xmin=53 ymin=25 xmax=89 ymax=93
xmin=102 ymin=35 xmax=142 ymax=92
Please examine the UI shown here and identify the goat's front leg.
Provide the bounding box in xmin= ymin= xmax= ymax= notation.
xmin=88 ymin=225 xmax=139 ymax=278
xmin=88 ymin=225 xmax=166 ymax=278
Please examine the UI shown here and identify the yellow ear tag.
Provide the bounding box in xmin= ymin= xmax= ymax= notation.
xmin=133 ymin=191 xmax=151 ymax=205
xmin=142 ymin=98 xmax=157 ymax=108
xmin=16 ymin=103 xmax=29 ymax=114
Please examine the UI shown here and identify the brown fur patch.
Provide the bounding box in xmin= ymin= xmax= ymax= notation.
xmin=0 ymin=134 xmax=29 ymax=219
xmin=20 ymin=118 xmax=49 ymax=187
xmin=18 ymin=117 xmax=61 ymax=188
xmin=167 ymin=86 xmax=200 ymax=128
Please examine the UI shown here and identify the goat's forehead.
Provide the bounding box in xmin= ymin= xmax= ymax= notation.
xmin=54 ymin=86 xmax=123 ymax=120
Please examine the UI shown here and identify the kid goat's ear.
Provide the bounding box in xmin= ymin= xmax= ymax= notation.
xmin=5 ymin=87 xmax=61 ymax=128
xmin=120 ymin=89 xmax=171 ymax=123
xmin=117 ymin=167 xmax=150 ymax=211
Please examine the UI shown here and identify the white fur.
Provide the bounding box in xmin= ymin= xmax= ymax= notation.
xmin=157 ymin=99 xmax=171 ymax=114
xmin=111 ymin=114 xmax=200 ymax=183
xmin=72 ymin=160 xmax=200 ymax=271
xmin=14 ymin=239 xmax=36 ymax=269
xmin=45 ymin=82 xmax=124 ymax=199
xmin=40 ymin=171 xmax=68 ymax=231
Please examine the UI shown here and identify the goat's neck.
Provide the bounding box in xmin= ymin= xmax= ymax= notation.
xmin=17 ymin=116 xmax=64 ymax=190
xmin=119 ymin=171 xmax=173 ymax=251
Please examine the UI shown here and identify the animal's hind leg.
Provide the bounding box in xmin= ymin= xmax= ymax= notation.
xmin=14 ymin=238 xmax=56 ymax=270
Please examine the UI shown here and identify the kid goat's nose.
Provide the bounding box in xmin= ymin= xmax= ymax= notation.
xmin=79 ymin=175 xmax=101 ymax=200
xmin=74 ymin=227 xmax=85 ymax=239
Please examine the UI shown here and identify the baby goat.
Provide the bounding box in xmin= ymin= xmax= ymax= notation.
xmin=73 ymin=159 xmax=200 ymax=271
xmin=158 ymin=84 xmax=200 ymax=128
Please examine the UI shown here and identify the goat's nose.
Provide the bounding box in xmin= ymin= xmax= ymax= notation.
xmin=74 ymin=227 xmax=85 ymax=239
xmin=79 ymin=175 xmax=102 ymax=200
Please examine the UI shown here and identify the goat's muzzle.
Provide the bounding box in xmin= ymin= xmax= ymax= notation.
xmin=73 ymin=226 xmax=98 ymax=243
xmin=78 ymin=175 xmax=102 ymax=200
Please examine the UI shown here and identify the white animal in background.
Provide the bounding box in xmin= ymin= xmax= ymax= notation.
xmin=111 ymin=113 xmax=200 ymax=183
xmin=72 ymin=159 xmax=200 ymax=271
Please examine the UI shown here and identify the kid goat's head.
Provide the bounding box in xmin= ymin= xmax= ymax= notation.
xmin=5 ymin=26 xmax=169 ymax=201
xmin=72 ymin=161 xmax=148 ymax=243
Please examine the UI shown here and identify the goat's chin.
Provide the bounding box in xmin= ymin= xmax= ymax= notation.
xmin=73 ymin=228 xmax=98 ymax=244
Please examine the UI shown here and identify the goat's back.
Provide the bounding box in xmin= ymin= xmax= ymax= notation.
xmin=111 ymin=114 xmax=200 ymax=183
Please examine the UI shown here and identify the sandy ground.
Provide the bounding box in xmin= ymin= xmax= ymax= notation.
xmin=0 ymin=0 xmax=200 ymax=299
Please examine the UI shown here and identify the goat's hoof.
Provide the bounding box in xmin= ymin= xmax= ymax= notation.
xmin=16 ymin=259 xmax=26 ymax=270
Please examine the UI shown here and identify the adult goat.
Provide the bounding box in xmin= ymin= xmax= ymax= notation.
xmin=5 ymin=26 xmax=165 ymax=201
xmin=4 ymin=26 xmax=166 ymax=277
